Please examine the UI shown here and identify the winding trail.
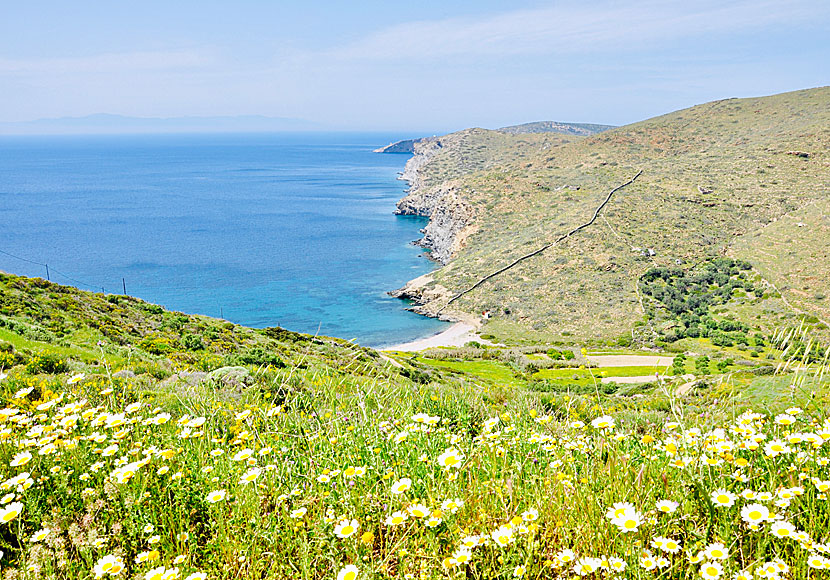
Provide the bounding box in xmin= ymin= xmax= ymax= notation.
xmin=438 ymin=170 xmax=643 ymax=313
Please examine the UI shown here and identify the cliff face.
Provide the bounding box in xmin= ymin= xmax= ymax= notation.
xmin=372 ymin=138 xmax=423 ymax=154
xmin=392 ymin=138 xmax=475 ymax=265
xmin=396 ymin=137 xmax=441 ymax=198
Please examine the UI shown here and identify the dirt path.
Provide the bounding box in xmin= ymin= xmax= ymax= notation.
xmin=587 ymin=355 xmax=673 ymax=367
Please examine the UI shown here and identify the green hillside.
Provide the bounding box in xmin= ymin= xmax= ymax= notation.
xmin=400 ymin=88 xmax=830 ymax=346
xmin=1 ymin=272 xmax=829 ymax=579
xmin=1 ymin=87 xmax=829 ymax=580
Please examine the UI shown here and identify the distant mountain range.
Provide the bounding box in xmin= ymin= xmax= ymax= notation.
xmin=0 ymin=113 xmax=316 ymax=135
xmin=374 ymin=121 xmax=613 ymax=153
xmin=497 ymin=120 xmax=616 ymax=135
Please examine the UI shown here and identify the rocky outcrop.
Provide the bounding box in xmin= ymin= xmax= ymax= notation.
xmin=388 ymin=274 xmax=456 ymax=319
xmin=400 ymin=184 xmax=475 ymax=264
xmin=373 ymin=138 xmax=424 ymax=154
xmin=396 ymin=137 xmax=442 ymax=194
xmin=392 ymin=138 xmax=474 ymax=265
xmin=498 ymin=120 xmax=616 ymax=136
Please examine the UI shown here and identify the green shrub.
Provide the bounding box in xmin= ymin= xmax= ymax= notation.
xmin=25 ymin=352 xmax=69 ymax=374
xmin=182 ymin=334 xmax=205 ymax=351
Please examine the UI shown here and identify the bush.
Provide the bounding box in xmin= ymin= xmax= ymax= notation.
xmin=139 ymin=335 xmax=175 ymax=355
xmin=182 ymin=334 xmax=205 ymax=351
xmin=262 ymin=326 xmax=307 ymax=343
xmin=709 ymin=330 xmax=734 ymax=347
xmin=25 ymin=352 xmax=69 ymax=374
xmin=695 ymin=355 xmax=710 ymax=375
xmin=230 ymin=348 xmax=286 ymax=368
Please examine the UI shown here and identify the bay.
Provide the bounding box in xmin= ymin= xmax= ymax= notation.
xmin=0 ymin=132 xmax=448 ymax=347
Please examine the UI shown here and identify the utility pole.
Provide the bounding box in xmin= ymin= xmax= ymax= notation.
xmin=45 ymin=264 xmax=50 ymax=281
xmin=122 ymin=278 xmax=127 ymax=295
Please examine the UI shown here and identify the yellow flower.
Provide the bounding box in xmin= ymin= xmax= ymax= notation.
xmin=359 ymin=531 xmax=374 ymax=545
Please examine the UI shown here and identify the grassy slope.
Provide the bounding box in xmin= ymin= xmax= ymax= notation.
xmin=410 ymin=88 xmax=829 ymax=344
xmin=0 ymin=273 xmax=410 ymax=384
xmin=0 ymin=274 xmax=829 ymax=579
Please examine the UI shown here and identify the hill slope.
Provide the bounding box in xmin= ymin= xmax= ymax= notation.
xmin=1 ymin=272 xmax=829 ymax=579
xmin=393 ymin=87 xmax=830 ymax=345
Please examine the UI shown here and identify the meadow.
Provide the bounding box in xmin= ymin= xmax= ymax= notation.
xmin=0 ymin=297 xmax=829 ymax=579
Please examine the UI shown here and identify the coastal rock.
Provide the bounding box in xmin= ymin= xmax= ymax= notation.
xmin=396 ymin=137 xmax=442 ymax=194
xmin=392 ymin=138 xmax=474 ymax=265
xmin=373 ymin=138 xmax=424 ymax=154
xmin=389 ymin=274 xmax=457 ymax=319
xmin=406 ymin=184 xmax=475 ymax=264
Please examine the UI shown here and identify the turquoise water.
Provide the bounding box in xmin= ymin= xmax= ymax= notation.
xmin=0 ymin=133 xmax=448 ymax=347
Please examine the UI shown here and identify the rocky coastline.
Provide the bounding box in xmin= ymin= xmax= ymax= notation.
xmin=377 ymin=136 xmax=478 ymax=320
xmin=385 ymin=137 xmax=475 ymax=265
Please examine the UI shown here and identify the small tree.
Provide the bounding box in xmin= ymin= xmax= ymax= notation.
xmin=695 ymin=355 xmax=710 ymax=376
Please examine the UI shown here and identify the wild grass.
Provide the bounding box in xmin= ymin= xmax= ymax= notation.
xmin=0 ymin=321 xmax=828 ymax=580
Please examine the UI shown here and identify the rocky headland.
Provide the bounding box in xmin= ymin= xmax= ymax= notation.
xmin=376 ymin=136 xmax=477 ymax=320
xmin=387 ymin=137 xmax=476 ymax=265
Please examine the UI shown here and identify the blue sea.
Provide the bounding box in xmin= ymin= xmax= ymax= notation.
xmin=0 ymin=133 xmax=449 ymax=347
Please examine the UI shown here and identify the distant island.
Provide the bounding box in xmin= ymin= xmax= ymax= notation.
xmin=0 ymin=113 xmax=316 ymax=135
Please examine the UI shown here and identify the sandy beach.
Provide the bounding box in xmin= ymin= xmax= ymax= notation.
xmin=381 ymin=322 xmax=482 ymax=351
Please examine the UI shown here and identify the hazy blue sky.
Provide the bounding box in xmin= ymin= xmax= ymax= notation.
xmin=1 ymin=0 xmax=828 ymax=131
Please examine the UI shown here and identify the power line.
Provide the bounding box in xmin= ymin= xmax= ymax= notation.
xmin=0 ymin=247 xmax=105 ymax=292
xmin=0 ymin=248 xmax=47 ymax=267
xmin=0 ymin=246 xmax=216 ymax=295
xmin=50 ymin=268 xmax=106 ymax=293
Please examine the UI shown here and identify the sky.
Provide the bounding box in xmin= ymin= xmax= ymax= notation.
xmin=1 ymin=0 xmax=828 ymax=132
